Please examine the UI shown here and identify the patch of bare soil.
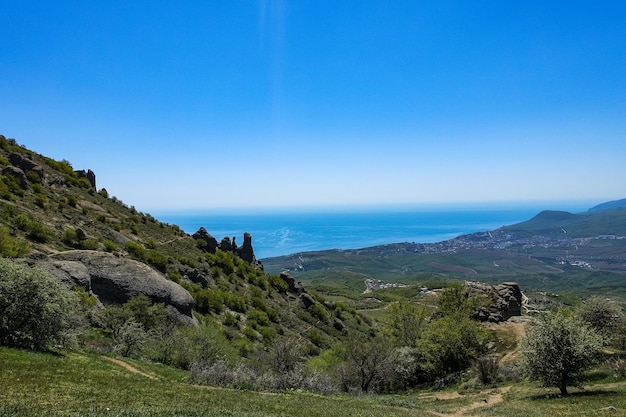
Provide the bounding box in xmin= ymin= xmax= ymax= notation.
xmin=428 ymin=386 xmax=512 ymax=417
xmin=102 ymin=356 xmax=159 ymax=380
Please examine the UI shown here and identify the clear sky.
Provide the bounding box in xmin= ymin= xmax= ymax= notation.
xmin=1 ymin=1 xmax=625 ymax=212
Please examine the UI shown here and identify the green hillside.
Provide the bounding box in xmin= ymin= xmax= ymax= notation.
xmin=0 ymin=134 xmax=375 ymax=382
xmin=3 ymin=134 xmax=626 ymax=415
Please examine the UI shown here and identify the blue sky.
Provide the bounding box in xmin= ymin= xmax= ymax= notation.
xmin=1 ymin=1 xmax=625 ymax=212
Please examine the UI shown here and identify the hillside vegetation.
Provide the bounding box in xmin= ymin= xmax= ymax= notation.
xmin=2 ymin=134 xmax=626 ymax=415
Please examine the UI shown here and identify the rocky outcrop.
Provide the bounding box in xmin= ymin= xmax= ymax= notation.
xmin=238 ymin=232 xmax=256 ymax=263
xmin=178 ymin=265 xmax=211 ymax=287
xmin=2 ymin=166 xmax=29 ymax=189
xmin=280 ymin=271 xmax=305 ymax=294
xmin=193 ymin=229 xmax=262 ymax=269
xmin=192 ymin=227 xmax=219 ymax=253
xmin=467 ymin=281 xmax=523 ymax=323
xmin=31 ymin=250 xmax=196 ymax=325
xmin=299 ymin=293 xmax=316 ymax=309
xmin=74 ymin=169 xmax=96 ymax=189
xmin=9 ymin=152 xmax=44 ymax=183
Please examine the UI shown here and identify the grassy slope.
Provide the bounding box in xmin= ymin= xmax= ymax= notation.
xmin=2 ymin=347 xmax=626 ymax=417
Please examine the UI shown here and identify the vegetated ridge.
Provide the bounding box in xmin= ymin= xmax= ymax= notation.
xmin=0 ymin=134 xmax=372 ymax=355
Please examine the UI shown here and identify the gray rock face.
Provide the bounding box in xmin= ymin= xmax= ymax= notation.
xmin=280 ymin=272 xmax=305 ymax=294
xmin=2 ymin=166 xmax=29 ymax=189
xmin=193 ymin=229 xmax=262 ymax=269
xmin=467 ymin=281 xmax=524 ymax=323
xmin=237 ymin=232 xmax=256 ymax=263
xmin=300 ymin=293 xmax=316 ymax=309
xmin=37 ymin=250 xmax=196 ymax=325
xmin=9 ymin=152 xmax=44 ymax=183
xmin=74 ymin=169 xmax=96 ymax=189
xmin=192 ymin=227 xmax=219 ymax=253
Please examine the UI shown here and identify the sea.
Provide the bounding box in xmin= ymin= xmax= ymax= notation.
xmin=153 ymin=202 xmax=592 ymax=260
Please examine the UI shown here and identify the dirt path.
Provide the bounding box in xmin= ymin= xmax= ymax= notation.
xmin=428 ymin=386 xmax=512 ymax=417
xmin=102 ymin=356 xmax=159 ymax=380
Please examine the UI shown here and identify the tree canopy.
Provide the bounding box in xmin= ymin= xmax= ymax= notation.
xmin=521 ymin=312 xmax=603 ymax=395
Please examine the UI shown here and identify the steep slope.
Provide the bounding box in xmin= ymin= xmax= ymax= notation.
xmin=0 ymin=134 xmax=373 ymax=354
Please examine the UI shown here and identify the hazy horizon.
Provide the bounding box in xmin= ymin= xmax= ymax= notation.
xmin=2 ymin=2 xmax=625 ymax=212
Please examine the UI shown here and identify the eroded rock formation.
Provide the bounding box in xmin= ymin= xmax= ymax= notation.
xmin=193 ymin=228 xmax=263 ymax=269
xmin=467 ymin=281 xmax=524 ymax=323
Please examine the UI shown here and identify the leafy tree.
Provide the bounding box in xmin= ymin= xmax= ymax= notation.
xmin=386 ymin=300 xmax=428 ymax=347
xmin=521 ymin=312 xmax=603 ymax=395
xmin=417 ymin=313 xmax=489 ymax=380
xmin=435 ymin=283 xmax=477 ymax=318
xmin=340 ymin=334 xmax=396 ymax=393
xmin=577 ymin=296 xmax=624 ymax=345
xmin=0 ymin=258 xmax=80 ymax=350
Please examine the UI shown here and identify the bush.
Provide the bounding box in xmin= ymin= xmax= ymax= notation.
xmin=473 ymin=354 xmax=501 ymax=385
xmin=0 ymin=258 xmax=81 ymax=350
xmin=103 ymin=239 xmax=117 ymax=252
xmin=521 ymin=312 xmax=603 ymax=395
xmin=125 ymin=240 xmax=146 ymax=260
xmin=0 ymin=226 xmax=29 ymax=257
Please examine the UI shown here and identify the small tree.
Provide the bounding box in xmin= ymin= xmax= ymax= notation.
xmin=0 ymin=258 xmax=80 ymax=350
xmin=521 ymin=312 xmax=603 ymax=395
xmin=340 ymin=334 xmax=396 ymax=393
xmin=577 ymin=296 xmax=624 ymax=346
xmin=386 ymin=300 xmax=428 ymax=348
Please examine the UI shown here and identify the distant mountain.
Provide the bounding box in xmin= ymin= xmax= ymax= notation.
xmin=588 ymin=198 xmax=626 ymax=213
xmin=500 ymin=207 xmax=626 ymax=238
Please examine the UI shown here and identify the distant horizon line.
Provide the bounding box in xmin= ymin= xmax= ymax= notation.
xmin=148 ymin=198 xmax=609 ymax=217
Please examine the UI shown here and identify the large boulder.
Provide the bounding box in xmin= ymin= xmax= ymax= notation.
xmin=9 ymin=152 xmax=44 ymax=183
xmin=34 ymin=250 xmax=196 ymax=325
xmin=467 ymin=281 xmax=524 ymax=323
xmin=2 ymin=166 xmax=29 ymax=189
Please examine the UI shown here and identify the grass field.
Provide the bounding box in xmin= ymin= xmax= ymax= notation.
xmin=2 ymin=347 xmax=626 ymax=416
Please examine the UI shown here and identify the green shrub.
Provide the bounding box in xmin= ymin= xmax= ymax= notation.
xmin=147 ymin=250 xmax=168 ymax=272
xmin=0 ymin=226 xmax=29 ymax=257
xmin=223 ymin=312 xmax=238 ymax=327
xmin=0 ymin=258 xmax=81 ymax=350
xmin=247 ymin=309 xmax=270 ymax=327
xmin=80 ymin=238 xmax=99 ymax=250
xmin=99 ymin=188 xmax=109 ymax=198
xmin=65 ymin=175 xmax=91 ymax=189
xmin=167 ymin=269 xmax=182 ymax=283
xmin=268 ymin=275 xmax=289 ymax=293
xmin=125 ymin=240 xmax=146 ymax=260
xmin=34 ymin=194 xmax=48 ymax=209
xmin=224 ymin=293 xmax=247 ymax=313
xmin=30 ymin=183 xmax=44 ymax=193
xmin=308 ymin=302 xmax=330 ymax=324
xmin=195 ymin=289 xmax=225 ymax=314
xmin=2 ymin=174 xmax=24 ymax=197
xmin=26 ymin=171 xmax=42 ymax=184
xmin=67 ymin=195 xmax=78 ymax=207
xmin=43 ymin=157 xmax=74 ymax=175
xmin=103 ymin=239 xmax=117 ymax=252
xmin=259 ymin=326 xmax=277 ymax=343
